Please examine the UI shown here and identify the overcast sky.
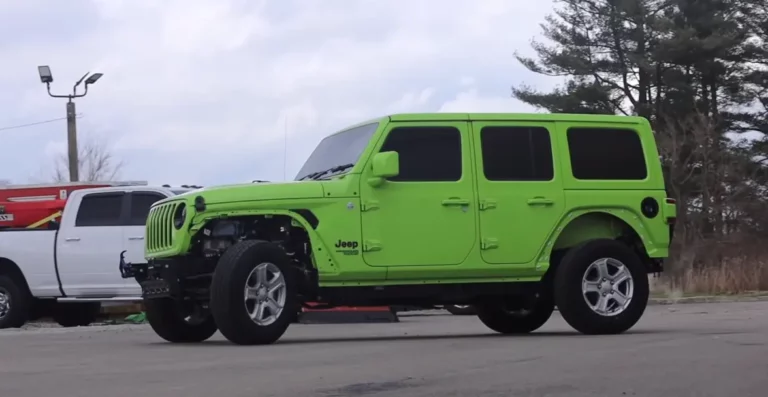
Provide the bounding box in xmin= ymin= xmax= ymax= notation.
xmin=0 ymin=0 xmax=559 ymax=187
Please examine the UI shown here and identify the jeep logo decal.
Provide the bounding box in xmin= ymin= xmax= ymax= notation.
xmin=335 ymin=240 xmax=358 ymax=249
xmin=334 ymin=240 xmax=359 ymax=255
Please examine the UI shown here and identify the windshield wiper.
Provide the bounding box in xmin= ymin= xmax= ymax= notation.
xmin=299 ymin=163 xmax=354 ymax=181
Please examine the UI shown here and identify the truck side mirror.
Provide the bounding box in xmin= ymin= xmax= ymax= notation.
xmin=367 ymin=151 xmax=400 ymax=187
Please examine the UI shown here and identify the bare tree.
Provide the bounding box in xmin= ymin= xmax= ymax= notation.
xmin=52 ymin=133 xmax=125 ymax=182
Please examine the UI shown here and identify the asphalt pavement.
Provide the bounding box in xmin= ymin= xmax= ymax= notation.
xmin=1 ymin=301 xmax=767 ymax=397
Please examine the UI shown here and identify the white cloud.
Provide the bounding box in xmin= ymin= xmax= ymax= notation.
xmin=0 ymin=0 xmax=557 ymax=186
xmin=439 ymin=88 xmax=542 ymax=113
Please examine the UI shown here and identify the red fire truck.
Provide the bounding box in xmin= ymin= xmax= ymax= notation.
xmin=0 ymin=181 xmax=148 ymax=229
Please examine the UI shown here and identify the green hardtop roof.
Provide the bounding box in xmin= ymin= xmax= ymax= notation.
xmin=386 ymin=112 xmax=647 ymax=124
xmin=325 ymin=112 xmax=647 ymax=138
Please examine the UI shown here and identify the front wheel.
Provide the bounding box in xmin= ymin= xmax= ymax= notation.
xmin=209 ymin=240 xmax=298 ymax=345
xmin=144 ymin=298 xmax=218 ymax=343
xmin=554 ymin=239 xmax=649 ymax=335
xmin=476 ymin=294 xmax=554 ymax=334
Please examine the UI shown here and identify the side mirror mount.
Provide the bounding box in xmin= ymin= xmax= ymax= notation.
xmin=367 ymin=151 xmax=399 ymax=187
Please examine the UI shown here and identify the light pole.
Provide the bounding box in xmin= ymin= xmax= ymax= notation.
xmin=37 ymin=66 xmax=103 ymax=182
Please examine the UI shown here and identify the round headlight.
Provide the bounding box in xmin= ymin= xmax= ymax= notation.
xmin=173 ymin=203 xmax=187 ymax=229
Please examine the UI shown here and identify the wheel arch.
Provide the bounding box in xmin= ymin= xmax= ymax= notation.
xmin=539 ymin=210 xmax=654 ymax=275
xmin=190 ymin=208 xmax=335 ymax=272
xmin=0 ymin=257 xmax=32 ymax=296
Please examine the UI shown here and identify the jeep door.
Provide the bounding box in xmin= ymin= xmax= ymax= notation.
xmin=471 ymin=121 xmax=565 ymax=265
xmin=358 ymin=121 xmax=477 ymax=269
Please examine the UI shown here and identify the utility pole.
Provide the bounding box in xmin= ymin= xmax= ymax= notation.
xmin=66 ymin=101 xmax=78 ymax=182
xmin=37 ymin=66 xmax=103 ymax=182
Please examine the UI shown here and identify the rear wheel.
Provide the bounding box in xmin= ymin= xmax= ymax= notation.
xmin=53 ymin=302 xmax=101 ymax=327
xmin=144 ymin=298 xmax=218 ymax=343
xmin=554 ymin=239 xmax=649 ymax=335
xmin=476 ymin=294 xmax=554 ymax=334
xmin=210 ymin=240 xmax=298 ymax=345
xmin=0 ymin=275 xmax=30 ymax=329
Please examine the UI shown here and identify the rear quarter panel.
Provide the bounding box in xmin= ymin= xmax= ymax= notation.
xmin=547 ymin=118 xmax=670 ymax=258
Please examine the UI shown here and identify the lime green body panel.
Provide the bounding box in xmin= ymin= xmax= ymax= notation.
xmin=145 ymin=113 xmax=672 ymax=288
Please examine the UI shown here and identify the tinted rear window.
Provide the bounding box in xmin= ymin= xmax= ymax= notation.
xmin=480 ymin=126 xmax=554 ymax=181
xmin=566 ymin=127 xmax=647 ymax=180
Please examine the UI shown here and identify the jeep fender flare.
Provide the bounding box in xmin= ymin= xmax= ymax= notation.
xmin=188 ymin=209 xmax=338 ymax=274
xmin=535 ymin=208 xmax=657 ymax=272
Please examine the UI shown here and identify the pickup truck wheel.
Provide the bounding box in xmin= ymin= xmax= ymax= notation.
xmin=52 ymin=302 xmax=101 ymax=327
xmin=554 ymin=239 xmax=649 ymax=335
xmin=210 ymin=240 xmax=297 ymax=346
xmin=0 ymin=275 xmax=30 ymax=329
xmin=476 ymin=294 xmax=554 ymax=334
xmin=144 ymin=298 xmax=218 ymax=343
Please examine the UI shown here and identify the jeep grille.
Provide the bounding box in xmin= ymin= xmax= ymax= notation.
xmin=146 ymin=202 xmax=175 ymax=252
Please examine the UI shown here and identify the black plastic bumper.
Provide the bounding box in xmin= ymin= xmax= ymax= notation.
xmin=118 ymin=251 xmax=176 ymax=299
xmin=118 ymin=251 xmax=214 ymax=300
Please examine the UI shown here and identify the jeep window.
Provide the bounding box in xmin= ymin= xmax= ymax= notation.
xmin=480 ymin=126 xmax=554 ymax=181
xmin=567 ymin=127 xmax=647 ymax=180
xmin=379 ymin=126 xmax=462 ymax=182
xmin=75 ymin=192 xmax=125 ymax=227
xmin=294 ymin=122 xmax=379 ymax=181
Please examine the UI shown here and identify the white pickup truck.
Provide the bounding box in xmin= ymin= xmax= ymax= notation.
xmin=0 ymin=185 xmax=192 ymax=329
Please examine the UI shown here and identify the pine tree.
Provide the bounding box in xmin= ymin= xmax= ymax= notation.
xmin=513 ymin=0 xmax=768 ymax=253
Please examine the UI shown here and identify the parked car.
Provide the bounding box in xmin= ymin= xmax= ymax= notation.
xmin=122 ymin=112 xmax=675 ymax=345
xmin=0 ymin=184 xmax=192 ymax=329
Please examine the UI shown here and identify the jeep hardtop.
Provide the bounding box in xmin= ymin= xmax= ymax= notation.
xmin=120 ymin=112 xmax=676 ymax=345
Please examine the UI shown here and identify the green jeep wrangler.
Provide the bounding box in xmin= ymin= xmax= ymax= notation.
xmin=119 ymin=112 xmax=676 ymax=345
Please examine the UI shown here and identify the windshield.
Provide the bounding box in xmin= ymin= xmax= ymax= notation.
xmin=294 ymin=122 xmax=379 ymax=181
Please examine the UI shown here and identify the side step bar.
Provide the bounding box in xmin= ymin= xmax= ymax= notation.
xmin=57 ymin=297 xmax=142 ymax=303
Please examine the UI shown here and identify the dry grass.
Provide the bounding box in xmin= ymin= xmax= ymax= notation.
xmin=652 ymin=255 xmax=768 ymax=297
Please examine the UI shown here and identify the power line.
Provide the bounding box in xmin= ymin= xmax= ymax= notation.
xmin=0 ymin=113 xmax=84 ymax=132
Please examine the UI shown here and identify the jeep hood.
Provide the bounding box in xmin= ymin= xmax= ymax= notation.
xmin=177 ymin=181 xmax=325 ymax=205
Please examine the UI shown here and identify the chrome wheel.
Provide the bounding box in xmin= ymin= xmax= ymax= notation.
xmin=244 ymin=262 xmax=287 ymax=326
xmin=0 ymin=287 xmax=9 ymax=320
xmin=581 ymin=258 xmax=634 ymax=317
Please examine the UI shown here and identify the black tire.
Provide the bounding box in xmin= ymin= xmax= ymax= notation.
xmin=144 ymin=298 xmax=218 ymax=343
xmin=210 ymin=240 xmax=298 ymax=345
xmin=445 ymin=305 xmax=477 ymax=315
xmin=53 ymin=302 xmax=101 ymax=327
xmin=0 ymin=275 xmax=31 ymax=329
xmin=476 ymin=294 xmax=555 ymax=334
xmin=554 ymin=238 xmax=649 ymax=335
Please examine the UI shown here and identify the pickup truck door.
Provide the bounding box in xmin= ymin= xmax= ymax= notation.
xmin=56 ymin=191 xmax=130 ymax=297
xmin=122 ymin=191 xmax=169 ymax=295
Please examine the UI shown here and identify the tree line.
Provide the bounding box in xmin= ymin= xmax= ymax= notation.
xmin=515 ymin=0 xmax=768 ymax=291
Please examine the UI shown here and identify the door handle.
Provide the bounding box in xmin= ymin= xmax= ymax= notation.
xmin=128 ymin=236 xmax=144 ymax=241
xmin=527 ymin=197 xmax=554 ymax=206
xmin=442 ymin=198 xmax=470 ymax=206
xmin=64 ymin=237 xmax=80 ymax=242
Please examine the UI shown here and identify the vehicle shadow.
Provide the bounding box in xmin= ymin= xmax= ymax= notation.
xmin=148 ymin=328 xmax=663 ymax=347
